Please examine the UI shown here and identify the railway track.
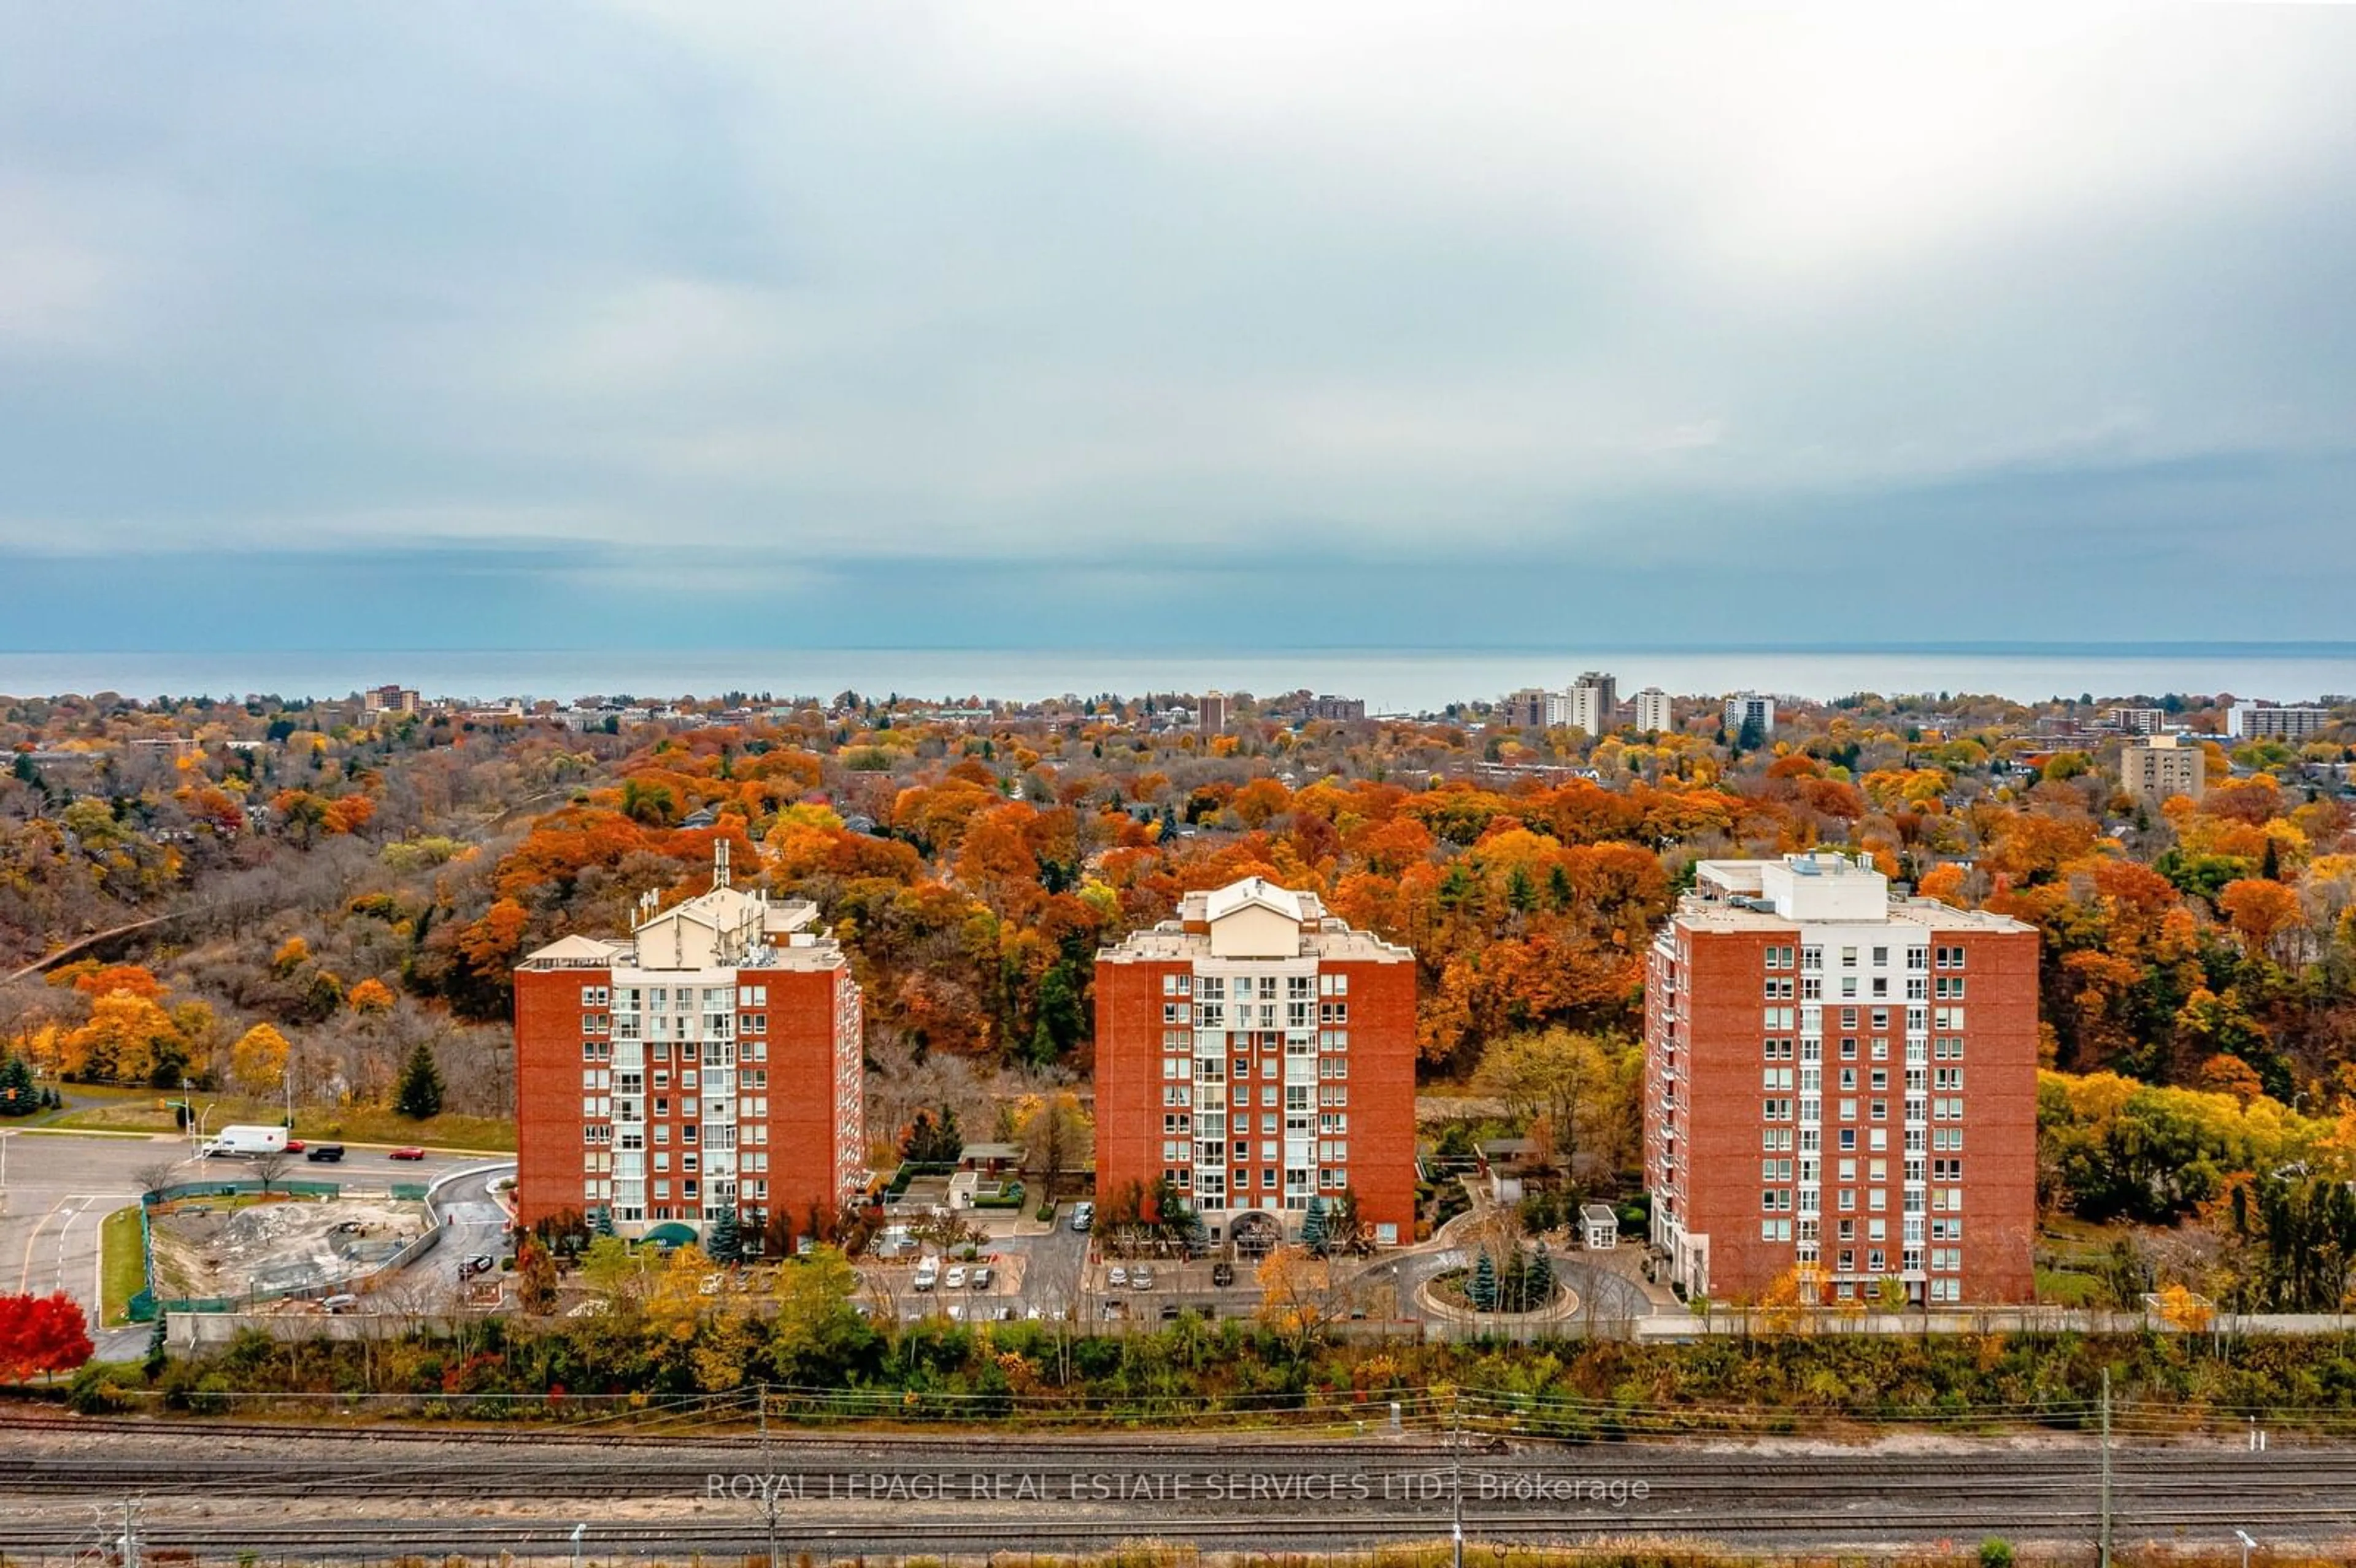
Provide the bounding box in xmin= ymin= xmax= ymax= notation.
xmin=7 ymin=1420 xmax=2353 ymax=1557
xmin=6 ymin=1502 xmax=2356 ymax=1555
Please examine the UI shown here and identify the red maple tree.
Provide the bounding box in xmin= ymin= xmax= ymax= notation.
xmin=0 ymin=1291 xmax=95 ymax=1383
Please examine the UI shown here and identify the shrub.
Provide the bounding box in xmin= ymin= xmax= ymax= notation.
xmin=67 ymin=1361 xmax=133 ymax=1414
xmin=1979 ymin=1538 xmax=2015 ymax=1567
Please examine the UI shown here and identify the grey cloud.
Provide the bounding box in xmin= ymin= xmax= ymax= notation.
xmin=1 ymin=3 xmax=2353 ymax=647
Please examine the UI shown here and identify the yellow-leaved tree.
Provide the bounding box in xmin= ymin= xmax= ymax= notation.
xmin=228 ymin=1023 xmax=290 ymax=1100
xmin=63 ymin=993 xmax=182 ymax=1086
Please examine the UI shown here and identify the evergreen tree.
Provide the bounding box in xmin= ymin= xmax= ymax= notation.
xmin=706 ymin=1207 xmax=742 ymax=1264
xmin=144 ymin=1309 xmax=169 ymax=1383
xmin=0 ymin=1053 xmax=37 ymax=1116
xmin=1520 ymin=1250 xmax=1554 ymax=1310
xmin=1469 ymin=1252 xmax=1498 ymax=1311
xmin=595 ymin=1206 xmax=616 ymax=1239
xmin=1301 ymin=1195 xmax=1328 ymax=1254
xmin=393 ymin=1042 xmax=444 ymax=1120
xmin=903 ymin=1105 xmax=964 ymax=1164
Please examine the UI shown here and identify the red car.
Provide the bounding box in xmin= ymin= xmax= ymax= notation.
xmin=389 ymin=1147 xmax=427 ymax=1161
xmin=283 ymin=1139 xmax=306 ymax=1153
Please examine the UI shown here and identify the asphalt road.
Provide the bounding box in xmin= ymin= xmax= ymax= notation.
xmin=0 ymin=1127 xmax=509 ymax=1351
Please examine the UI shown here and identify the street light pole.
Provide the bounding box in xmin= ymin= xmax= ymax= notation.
xmin=2235 ymin=1529 xmax=2255 ymax=1568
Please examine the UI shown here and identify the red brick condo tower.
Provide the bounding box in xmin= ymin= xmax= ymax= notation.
xmin=1096 ymin=877 xmax=1417 ymax=1251
xmin=514 ymin=845 xmax=863 ymax=1247
xmin=1644 ymin=852 xmax=2038 ymax=1307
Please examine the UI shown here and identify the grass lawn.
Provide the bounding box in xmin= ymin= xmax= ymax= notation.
xmin=52 ymin=1094 xmax=512 ymax=1151
xmin=2036 ymin=1267 xmax=2105 ymax=1309
xmin=99 ymin=1204 xmax=146 ymax=1327
xmin=293 ymin=1106 xmax=514 ymax=1151
xmin=53 ymin=1099 xmax=184 ymax=1134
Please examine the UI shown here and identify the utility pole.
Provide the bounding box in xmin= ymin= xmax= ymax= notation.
xmin=2099 ymin=1367 xmax=2112 ymax=1568
xmin=759 ymin=1382 xmax=779 ymax=1568
xmin=118 ymin=1497 xmax=141 ymax=1568
xmin=1450 ymin=1390 xmax=1465 ymax=1568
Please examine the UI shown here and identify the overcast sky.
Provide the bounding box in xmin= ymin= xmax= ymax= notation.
xmin=3 ymin=3 xmax=2354 ymax=651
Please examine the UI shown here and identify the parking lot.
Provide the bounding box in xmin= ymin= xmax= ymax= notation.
xmin=0 ymin=1126 xmax=505 ymax=1353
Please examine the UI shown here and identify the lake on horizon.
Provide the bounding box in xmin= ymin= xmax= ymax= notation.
xmin=1 ymin=646 xmax=2352 ymax=714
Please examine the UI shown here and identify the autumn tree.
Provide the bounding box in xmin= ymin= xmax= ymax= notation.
xmin=768 ymin=1245 xmax=883 ymax=1386
xmin=61 ymin=991 xmax=185 ymax=1087
xmin=0 ymin=1291 xmax=94 ymax=1384
xmin=1012 ymin=1090 xmax=1094 ymax=1201
xmin=228 ymin=1023 xmax=290 ymax=1100
xmin=1253 ymin=1245 xmax=1336 ymax=1358
xmin=1471 ymin=1026 xmax=1635 ymax=1177
xmin=516 ymin=1237 xmax=560 ymax=1314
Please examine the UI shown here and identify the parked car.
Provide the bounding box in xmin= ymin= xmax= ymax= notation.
xmin=460 ymin=1253 xmax=496 ymax=1278
xmin=1070 ymin=1203 xmax=1095 ymax=1232
xmin=993 ymin=1305 xmax=1015 ymax=1321
xmin=1211 ymin=1261 xmax=1236 ymax=1288
xmin=944 ymin=1264 xmax=968 ymax=1289
xmin=1160 ymin=1303 xmax=1182 ymax=1321
xmin=912 ymin=1261 xmax=939 ymax=1291
xmin=1106 ymin=1265 xmax=1128 ymax=1288
xmin=388 ymin=1147 xmax=426 ymax=1161
xmin=320 ymin=1294 xmax=359 ymax=1314
xmin=305 ymin=1143 xmax=346 ymax=1163
xmin=1131 ymin=1265 xmax=1156 ymax=1289
xmin=969 ymin=1265 xmax=993 ymax=1290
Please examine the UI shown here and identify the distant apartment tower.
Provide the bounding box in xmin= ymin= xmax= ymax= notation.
xmin=363 ymin=685 xmax=420 ymax=716
xmin=2120 ymin=733 xmax=2206 ymax=805
xmin=1643 ymin=853 xmax=2039 ymax=1306
xmin=2233 ymin=702 xmax=2330 ymax=740
xmin=1308 ymin=694 xmax=1367 ymax=722
xmin=1723 ymin=692 xmax=1777 ymax=739
xmin=514 ymin=845 xmax=864 ymax=1247
xmin=1567 ymin=671 xmax=1619 ymax=735
xmin=1631 ymin=688 xmax=1674 ymax=735
xmin=1498 ymin=688 xmax=1550 ymax=729
xmin=1095 ymin=878 xmax=1416 ymax=1251
xmin=1198 ymin=691 xmax=1233 ymax=732
xmin=2104 ymin=707 xmax=2166 ymax=736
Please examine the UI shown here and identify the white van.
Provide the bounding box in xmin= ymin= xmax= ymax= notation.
xmin=201 ymin=1124 xmax=290 ymax=1158
xmin=912 ymin=1259 xmax=940 ymax=1291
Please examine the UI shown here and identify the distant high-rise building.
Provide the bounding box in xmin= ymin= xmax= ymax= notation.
xmin=2104 ymin=707 xmax=2166 ymax=736
xmin=1307 ymin=694 xmax=1366 ymax=722
xmin=1644 ymin=852 xmax=2039 ymax=1306
xmin=1198 ymin=691 xmax=1233 ymax=732
xmin=1567 ymin=671 xmax=1619 ymax=736
xmin=2233 ymin=702 xmax=2330 ymax=740
xmin=1095 ymin=878 xmax=1417 ymax=1250
xmin=362 ymin=685 xmax=420 ymax=716
xmin=1723 ymin=692 xmax=1776 ymax=739
xmin=1498 ymin=688 xmax=1550 ymax=729
xmin=1632 ymin=688 xmax=1674 ymax=735
xmin=2120 ymin=733 xmax=2206 ymax=805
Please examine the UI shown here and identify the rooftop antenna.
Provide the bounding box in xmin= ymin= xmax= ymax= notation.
xmin=714 ymin=837 xmax=731 ymax=891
